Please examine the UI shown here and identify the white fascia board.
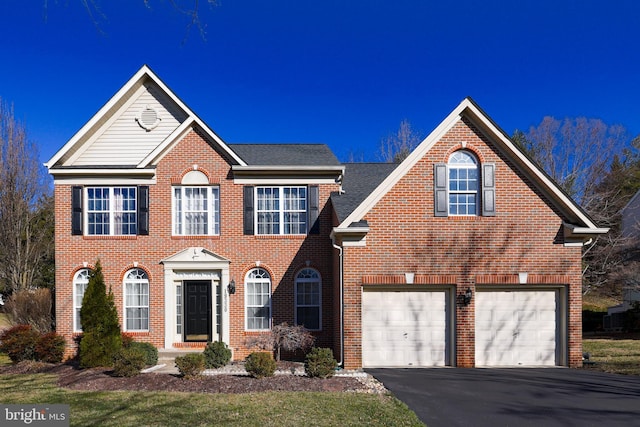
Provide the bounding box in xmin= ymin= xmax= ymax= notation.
xmin=45 ymin=66 xmax=152 ymax=169
xmin=232 ymin=165 xmax=344 ymax=184
xmin=462 ymin=102 xmax=601 ymax=230
xmin=49 ymin=167 xmax=156 ymax=185
xmin=234 ymin=177 xmax=341 ymax=185
xmin=336 ymin=100 xmax=466 ymax=229
xmin=52 ymin=177 xmax=157 ymax=185
xmin=330 ymin=226 xmax=370 ymax=247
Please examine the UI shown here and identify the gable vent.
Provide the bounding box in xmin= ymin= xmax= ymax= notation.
xmin=136 ymin=105 xmax=161 ymax=131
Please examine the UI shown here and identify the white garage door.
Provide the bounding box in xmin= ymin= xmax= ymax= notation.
xmin=475 ymin=290 xmax=558 ymax=366
xmin=362 ymin=290 xmax=449 ymax=367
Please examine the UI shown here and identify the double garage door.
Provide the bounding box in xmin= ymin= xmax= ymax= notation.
xmin=362 ymin=289 xmax=559 ymax=368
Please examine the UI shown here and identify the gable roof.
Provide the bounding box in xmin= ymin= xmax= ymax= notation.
xmin=331 ymin=163 xmax=399 ymax=223
xmin=334 ymin=97 xmax=608 ymax=243
xmin=229 ymin=144 xmax=341 ymax=166
xmin=45 ymin=65 xmax=246 ymax=174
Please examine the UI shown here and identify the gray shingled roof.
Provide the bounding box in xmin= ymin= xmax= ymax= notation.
xmin=331 ymin=162 xmax=399 ymax=224
xmin=228 ymin=144 xmax=341 ymax=166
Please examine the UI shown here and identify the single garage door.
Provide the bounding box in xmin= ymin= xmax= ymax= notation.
xmin=362 ymin=290 xmax=449 ymax=367
xmin=475 ymin=290 xmax=558 ymax=366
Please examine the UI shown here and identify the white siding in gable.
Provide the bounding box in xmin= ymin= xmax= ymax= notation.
xmin=73 ymin=83 xmax=188 ymax=166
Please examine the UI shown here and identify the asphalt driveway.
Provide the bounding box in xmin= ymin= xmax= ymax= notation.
xmin=367 ymin=368 xmax=640 ymax=427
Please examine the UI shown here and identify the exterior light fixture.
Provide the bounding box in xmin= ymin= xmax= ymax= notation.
xmin=458 ymin=287 xmax=472 ymax=306
xmin=228 ymin=279 xmax=236 ymax=295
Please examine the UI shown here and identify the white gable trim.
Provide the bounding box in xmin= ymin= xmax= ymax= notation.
xmin=45 ymin=65 xmax=246 ymax=170
xmin=338 ymin=98 xmax=607 ymax=236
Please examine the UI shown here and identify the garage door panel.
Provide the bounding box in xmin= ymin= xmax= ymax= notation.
xmin=476 ymin=290 xmax=558 ymax=367
xmin=363 ymin=290 xmax=449 ymax=367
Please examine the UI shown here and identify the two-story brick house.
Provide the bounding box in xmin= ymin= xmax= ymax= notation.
xmin=46 ymin=66 xmax=606 ymax=369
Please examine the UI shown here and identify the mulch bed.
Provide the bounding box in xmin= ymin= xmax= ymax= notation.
xmin=0 ymin=361 xmax=370 ymax=394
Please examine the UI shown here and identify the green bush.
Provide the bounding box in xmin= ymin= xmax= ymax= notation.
xmin=175 ymin=353 xmax=205 ymax=379
xmin=35 ymin=332 xmax=66 ymax=363
xmin=245 ymin=352 xmax=276 ymax=378
xmin=129 ymin=342 xmax=158 ymax=366
xmin=78 ymin=261 xmax=122 ymax=368
xmin=112 ymin=347 xmax=147 ymax=377
xmin=0 ymin=324 xmax=40 ymax=363
xmin=304 ymin=347 xmax=337 ymax=378
xmin=203 ymin=341 xmax=232 ymax=369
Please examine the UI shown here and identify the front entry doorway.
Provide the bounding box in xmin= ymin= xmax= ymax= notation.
xmin=184 ymin=280 xmax=212 ymax=342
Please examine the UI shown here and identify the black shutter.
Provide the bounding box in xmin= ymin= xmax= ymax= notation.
xmin=434 ymin=163 xmax=448 ymax=217
xmin=243 ymin=186 xmax=254 ymax=235
xmin=71 ymin=186 xmax=83 ymax=235
xmin=137 ymin=186 xmax=150 ymax=235
xmin=308 ymin=185 xmax=320 ymax=234
xmin=482 ymin=163 xmax=496 ymax=216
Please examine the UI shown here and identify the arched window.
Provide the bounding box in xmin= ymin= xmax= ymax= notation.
xmin=124 ymin=268 xmax=149 ymax=331
xmin=73 ymin=269 xmax=90 ymax=332
xmin=245 ymin=268 xmax=271 ymax=330
xmin=295 ymin=268 xmax=321 ymax=330
xmin=448 ymin=150 xmax=478 ymax=215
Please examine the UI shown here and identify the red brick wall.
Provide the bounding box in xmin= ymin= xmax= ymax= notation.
xmin=54 ymin=129 xmax=338 ymax=359
xmin=340 ymin=118 xmax=583 ymax=369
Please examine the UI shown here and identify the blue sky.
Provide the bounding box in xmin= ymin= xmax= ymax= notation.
xmin=1 ymin=1 xmax=639 ymax=163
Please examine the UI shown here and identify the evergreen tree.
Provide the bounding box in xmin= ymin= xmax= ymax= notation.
xmin=79 ymin=260 xmax=122 ymax=367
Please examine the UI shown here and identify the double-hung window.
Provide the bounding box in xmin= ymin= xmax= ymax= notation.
xmin=256 ymin=186 xmax=307 ymax=235
xmin=86 ymin=187 xmax=137 ymax=235
xmin=295 ymin=268 xmax=321 ymax=330
xmin=73 ymin=269 xmax=90 ymax=332
xmin=173 ymin=186 xmax=220 ymax=235
xmin=448 ymin=151 xmax=478 ymax=216
xmin=245 ymin=268 xmax=271 ymax=330
xmin=434 ymin=150 xmax=496 ymax=217
xmin=124 ymin=268 xmax=149 ymax=331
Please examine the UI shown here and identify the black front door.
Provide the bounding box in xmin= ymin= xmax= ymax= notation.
xmin=184 ymin=280 xmax=212 ymax=342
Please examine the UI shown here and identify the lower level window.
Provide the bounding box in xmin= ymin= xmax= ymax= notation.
xmin=295 ymin=268 xmax=321 ymax=330
xmin=124 ymin=268 xmax=149 ymax=331
xmin=245 ymin=268 xmax=271 ymax=330
xmin=73 ymin=269 xmax=90 ymax=332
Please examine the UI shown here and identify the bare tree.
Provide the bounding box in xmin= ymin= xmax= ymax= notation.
xmin=515 ymin=118 xmax=637 ymax=295
xmin=0 ymin=99 xmax=53 ymax=294
xmin=520 ymin=117 xmax=628 ymax=210
xmin=378 ymin=119 xmax=424 ymax=163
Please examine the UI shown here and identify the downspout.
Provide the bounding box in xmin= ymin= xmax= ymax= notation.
xmin=332 ymin=240 xmax=344 ymax=368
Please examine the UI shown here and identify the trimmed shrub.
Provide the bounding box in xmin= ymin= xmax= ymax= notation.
xmin=175 ymin=353 xmax=205 ymax=379
xmin=305 ymin=347 xmax=337 ymax=378
xmin=112 ymin=347 xmax=146 ymax=377
xmin=121 ymin=333 xmax=135 ymax=348
xmin=245 ymin=352 xmax=276 ymax=378
xmin=35 ymin=332 xmax=66 ymax=363
xmin=4 ymin=288 xmax=53 ymax=334
xmin=78 ymin=261 xmax=122 ymax=368
xmin=0 ymin=324 xmax=40 ymax=363
xmin=129 ymin=342 xmax=158 ymax=367
xmin=203 ymin=341 xmax=232 ymax=369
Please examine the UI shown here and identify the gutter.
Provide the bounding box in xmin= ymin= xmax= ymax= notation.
xmin=332 ymin=240 xmax=344 ymax=368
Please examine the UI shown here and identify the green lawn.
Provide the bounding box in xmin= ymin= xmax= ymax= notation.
xmin=0 ymin=373 xmax=424 ymax=427
xmin=583 ymin=338 xmax=640 ymax=376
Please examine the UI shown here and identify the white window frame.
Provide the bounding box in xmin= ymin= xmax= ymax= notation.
xmin=172 ymin=186 xmax=220 ymax=236
xmin=448 ymin=151 xmax=479 ymax=216
xmin=73 ymin=269 xmax=90 ymax=332
xmin=85 ymin=187 xmax=137 ymax=235
xmin=255 ymin=186 xmax=307 ymax=235
xmin=123 ymin=268 xmax=150 ymax=332
xmin=245 ymin=268 xmax=272 ymax=331
xmin=295 ymin=268 xmax=322 ymax=331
